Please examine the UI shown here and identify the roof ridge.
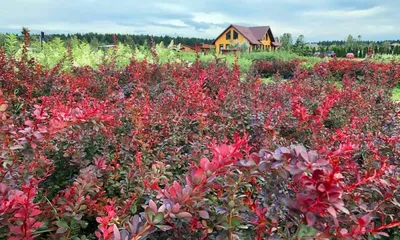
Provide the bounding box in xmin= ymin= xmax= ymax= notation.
xmin=213 ymin=24 xmax=275 ymax=45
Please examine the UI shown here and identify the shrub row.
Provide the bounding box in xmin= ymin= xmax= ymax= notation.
xmin=0 ymin=36 xmax=399 ymax=239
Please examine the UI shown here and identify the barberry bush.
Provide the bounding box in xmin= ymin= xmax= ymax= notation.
xmin=0 ymin=31 xmax=399 ymax=239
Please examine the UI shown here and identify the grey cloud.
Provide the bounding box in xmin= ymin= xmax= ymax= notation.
xmin=0 ymin=0 xmax=399 ymax=41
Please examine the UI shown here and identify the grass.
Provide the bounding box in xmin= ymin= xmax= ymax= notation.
xmin=334 ymin=81 xmax=343 ymax=90
xmin=392 ymin=86 xmax=400 ymax=102
xmin=260 ymin=77 xmax=274 ymax=84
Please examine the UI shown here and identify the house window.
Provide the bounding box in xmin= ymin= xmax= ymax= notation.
xmin=226 ymin=44 xmax=230 ymax=49
xmin=226 ymin=30 xmax=231 ymax=40
xmin=219 ymin=44 xmax=223 ymax=52
xmin=233 ymin=31 xmax=238 ymax=40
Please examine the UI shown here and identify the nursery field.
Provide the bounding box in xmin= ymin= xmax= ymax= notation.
xmin=0 ymin=34 xmax=400 ymax=240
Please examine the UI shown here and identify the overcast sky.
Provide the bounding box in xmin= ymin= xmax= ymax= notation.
xmin=1 ymin=0 xmax=399 ymax=42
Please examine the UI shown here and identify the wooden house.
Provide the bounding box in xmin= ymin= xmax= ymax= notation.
xmin=213 ymin=24 xmax=280 ymax=54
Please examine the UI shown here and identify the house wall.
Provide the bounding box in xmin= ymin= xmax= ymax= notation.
xmin=260 ymin=31 xmax=272 ymax=50
xmin=215 ymin=27 xmax=249 ymax=54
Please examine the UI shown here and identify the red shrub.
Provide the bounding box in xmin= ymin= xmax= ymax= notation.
xmin=0 ymin=32 xmax=399 ymax=239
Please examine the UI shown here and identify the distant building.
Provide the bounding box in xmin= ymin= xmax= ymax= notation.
xmin=390 ymin=43 xmax=400 ymax=49
xmin=192 ymin=43 xmax=216 ymax=54
xmin=99 ymin=45 xmax=117 ymax=49
xmin=213 ymin=24 xmax=279 ymax=54
xmin=180 ymin=45 xmax=195 ymax=52
xmin=306 ymin=43 xmax=319 ymax=48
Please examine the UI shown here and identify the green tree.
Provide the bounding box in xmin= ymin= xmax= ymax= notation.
xmin=279 ymin=33 xmax=293 ymax=51
xmin=238 ymin=41 xmax=250 ymax=53
xmin=381 ymin=41 xmax=390 ymax=54
xmin=394 ymin=45 xmax=400 ymax=55
xmin=294 ymin=35 xmax=306 ymax=48
xmin=90 ymin=37 xmax=100 ymax=50
xmin=125 ymin=35 xmax=135 ymax=48
xmin=0 ymin=33 xmax=6 ymax=47
xmin=346 ymin=35 xmax=355 ymax=48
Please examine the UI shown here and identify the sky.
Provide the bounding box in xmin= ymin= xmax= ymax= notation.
xmin=0 ymin=0 xmax=399 ymax=42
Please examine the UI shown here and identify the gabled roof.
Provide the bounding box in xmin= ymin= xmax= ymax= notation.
xmin=248 ymin=26 xmax=271 ymax=41
xmin=213 ymin=24 xmax=275 ymax=45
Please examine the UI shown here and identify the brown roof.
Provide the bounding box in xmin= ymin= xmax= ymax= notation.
xmin=192 ymin=43 xmax=216 ymax=50
xmin=213 ymin=24 xmax=275 ymax=45
xmin=272 ymin=37 xmax=280 ymax=47
xmin=199 ymin=43 xmax=215 ymax=49
xmin=248 ymin=26 xmax=271 ymax=41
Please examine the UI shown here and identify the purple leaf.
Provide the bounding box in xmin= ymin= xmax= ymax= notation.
xmin=113 ymin=225 xmax=121 ymax=240
xmin=333 ymin=202 xmax=350 ymax=215
xmin=279 ymin=147 xmax=291 ymax=155
xmin=130 ymin=215 xmax=141 ymax=234
xmin=294 ymin=145 xmax=307 ymax=156
xmin=198 ymin=210 xmax=210 ymax=219
xmin=375 ymin=232 xmax=389 ymax=237
xmin=258 ymin=161 xmax=269 ymax=171
xmin=271 ymin=161 xmax=282 ymax=169
xmin=299 ymin=151 xmax=309 ymax=162
xmin=306 ymin=212 xmax=316 ymax=226
xmin=177 ymin=212 xmax=192 ymax=219
xmin=308 ymin=151 xmax=318 ymax=163
xmin=272 ymin=153 xmax=282 ymax=161
xmin=156 ymin=225 xmax=173 ymax=231
xmin=149 ymin=200 xmax=157 ymax=213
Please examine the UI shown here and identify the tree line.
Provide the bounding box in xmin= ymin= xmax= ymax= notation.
xmin=0 ymin=31 xmax=213 ymax=49
xmin=278 ymin=33 xmax=400 ymax=57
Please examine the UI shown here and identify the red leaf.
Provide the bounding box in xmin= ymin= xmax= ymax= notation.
xmin=148 ymin=200 xmax=157 ymax=214
xmin=200 ymin=158 xmax=210 ymax=170
xmin=96 ymin=217 xmax=103 ymax=223
xmin=30 ymin=208 xmax=42 ymax=217
xmin=306 ymin=212 xmax=316 ymax=226
xmin=171 ymin=203 xmax=180 ymax=213
xmin=193 ymin=168 xmax=205 ymax=184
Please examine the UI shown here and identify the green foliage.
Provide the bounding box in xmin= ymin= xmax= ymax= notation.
xmin=229 ymin=39 xmax=250 ymax=52
xmin=5 ymin=34 xmax=20 ymax=56
xmin=0 ymin=33 xmax=6 ymax=47
xmin=393 ymin=86 xmax=400 ymax=101
xmin=372 ymin=54 xmax=400 ymax=63
xmin=294 ymin=35 xmax=306 ymax=48
xmin=89 ymin=37 xmax=100 ymax=50
xmin=294 ymin=224 xmax=318 ymax=238
xmin=33 ymin=37 xmax=66 ymax=68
